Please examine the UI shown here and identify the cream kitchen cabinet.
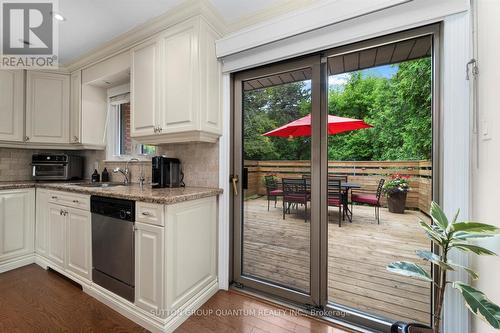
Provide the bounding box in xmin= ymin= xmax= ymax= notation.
xmin=135 ymin=221 xmax=164 ymax=313
xmin=0 ymin=70 xmax=24 ymax=142
xmin=35 ymin=189 xmax=50 ymax=257
xmin=70 ymin=71 xmax=82 ymax=144
xmin=41 ymin=191 xmax=91 ymax=282
xmin=131 ymin=17 xmax=221 ymax=144
xmin=26 ymin=71 xmax=70 ymax=144
xmin=134 ymin=196 xmax=217 ymax=317
xmin=65 ymin=207 xmax=91 ymax=281
xmin=0 ymin=189 xmax=35 ymax=267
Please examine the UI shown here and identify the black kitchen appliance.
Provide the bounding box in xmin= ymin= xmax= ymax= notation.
xmin=31 ymin=154 xmax=83 ymax=180
xmin=91 ymin=196 xmax=135 ymax=302
xmin=151 ymin=156 xmax=184 ymax=188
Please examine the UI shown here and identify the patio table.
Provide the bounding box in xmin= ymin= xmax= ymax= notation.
xmin=303 ymin=179 xmax=360 ymax=222
xmin=340 ymin=182 xmax=361 ymax=222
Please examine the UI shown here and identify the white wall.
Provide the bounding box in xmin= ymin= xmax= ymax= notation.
xmin=471 ymin=1 xmax=500 ymax=332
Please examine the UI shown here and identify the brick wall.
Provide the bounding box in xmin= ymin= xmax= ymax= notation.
xmin=121 ymin=102 xmax=132 ymax=155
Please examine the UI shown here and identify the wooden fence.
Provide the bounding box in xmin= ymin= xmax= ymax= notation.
xmin=244 ymin=160 xmax=433 ymax=213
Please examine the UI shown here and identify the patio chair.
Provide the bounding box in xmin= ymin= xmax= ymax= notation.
xmin=327 ymin=179 xmax=343 ymax=227
xmin=264 ymin=175 xmax=283 ymax=211
xmin=282 ymin=178 xmax=310 ymax=223
xmin=351 ymin=178 xmax=385 ymax=224
xmin=328 ymin=174 xmax=347 ymax=182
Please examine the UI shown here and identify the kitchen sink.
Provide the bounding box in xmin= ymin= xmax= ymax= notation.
xmin=75 ymin=182 xmax=125 ymax=188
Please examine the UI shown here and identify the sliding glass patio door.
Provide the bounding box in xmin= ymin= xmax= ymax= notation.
xmin=232 ymin=25 xmax=439 ymax=332
xmin=232 ymin=56 xmax=322 ymax=305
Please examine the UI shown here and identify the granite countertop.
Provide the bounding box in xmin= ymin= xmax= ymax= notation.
xmin=0 ymin=181 xmax=222 ymax=205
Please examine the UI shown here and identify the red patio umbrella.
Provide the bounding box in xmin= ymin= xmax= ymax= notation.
xmin=262 ymin=114 xmax=372 ymax=137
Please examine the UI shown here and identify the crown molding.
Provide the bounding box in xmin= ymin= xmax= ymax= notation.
xmin=64 ymin=0 xmax=227 ymax=73
xmin=216 ymin=0 xmax=413 ymax=58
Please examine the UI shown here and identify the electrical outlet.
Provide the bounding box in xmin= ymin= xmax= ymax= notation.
xmin=481 ymin=120 xmax=492 ymax=141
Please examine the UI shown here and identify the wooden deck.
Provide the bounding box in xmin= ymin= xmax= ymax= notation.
xmin=242 ymin=197 xmax=431 ymax=324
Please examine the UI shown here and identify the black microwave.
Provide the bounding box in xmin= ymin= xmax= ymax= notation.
xmin=151 ymin=156 xmax=184 ymax=188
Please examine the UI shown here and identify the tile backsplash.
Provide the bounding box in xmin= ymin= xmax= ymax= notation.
xmin=0 ymin=148 xmax=105 ymax=182
xmin=1 ymin=141 xmax=219 ymax=188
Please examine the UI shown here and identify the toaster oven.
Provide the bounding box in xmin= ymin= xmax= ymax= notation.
xmin=31 ymin=154 xmax=83 ymax=180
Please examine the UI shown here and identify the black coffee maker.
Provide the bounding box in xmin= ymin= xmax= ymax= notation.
xmin=151 ymin=156 xmax=184 ymax=188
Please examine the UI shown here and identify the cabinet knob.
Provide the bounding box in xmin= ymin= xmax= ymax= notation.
xmin=52 ymin=196 xmax=58 ymax=199
xmin=72 ymin=199 xmax=79 ymax=203
xmin=73 ymin=136 xmax=79 ymax=142
xmin=158 ymin=127 xmax=162 ymax=133
xmin=24 ymin=136 xmax=30 ymax=142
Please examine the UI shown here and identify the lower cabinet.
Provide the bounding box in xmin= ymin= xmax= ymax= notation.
xmin=0 ymin=189 xmax=35 ymax=264
xmin=135 ymin=222 xmax=164 ymax=313
xmin=134 ymin=197 xmax=217 ymax=316
xmin=38 ymin=191 xmax=91 ymax=282
xmin=66 ymin=207 xmax=91 ymax=280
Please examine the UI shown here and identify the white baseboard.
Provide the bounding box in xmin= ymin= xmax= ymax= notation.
xmin=0 ymin=254 xmax=35 ymax=273
xmin=164 ymin=279 xmax=219 ymax=332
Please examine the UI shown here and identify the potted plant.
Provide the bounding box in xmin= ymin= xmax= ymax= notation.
xmin=383 ymin=173 xmax=411 ymax=214
xmin=387 ymin=202 xmax=500 ymax=333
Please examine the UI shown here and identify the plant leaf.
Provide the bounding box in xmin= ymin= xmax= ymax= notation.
xmin=448 ymin=262 xmax=479 ymax=280
xmin=430 ymin=201 xmax=449 ymax=231
xmin=451 ymin=209 xmax=460 ymax=224
xmin=450 ymin=222 xmax=500 ymax=234
xmin=450 ymin=243 xmax=497 ymax=256
xmin=419 ymin=221 xmax=446 ymax=246
xmin=454 ymin=231 xmax=499 ymax=240
xmin=416 ymin=250 xmax=454 ymax=270
xmin=387 ymin=261 xmax=433 ymax=282
xmin=453 ymin=282 xmax=500 ymax=328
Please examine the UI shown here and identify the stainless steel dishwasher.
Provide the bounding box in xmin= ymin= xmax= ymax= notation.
xmin=91 ymin=195 xmax=135 ymax=302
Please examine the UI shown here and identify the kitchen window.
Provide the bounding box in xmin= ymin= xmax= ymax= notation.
xmin=107 ymin=89 xmax=156 ymax=159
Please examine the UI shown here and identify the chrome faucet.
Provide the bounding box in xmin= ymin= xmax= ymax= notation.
xmin=113 ymin=158 xmax=139 ymax=185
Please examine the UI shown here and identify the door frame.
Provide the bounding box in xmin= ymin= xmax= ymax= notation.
xmin=231 ymin=55 xmax=323 ymax=306
xmin=229 ymin=23 xmax=441 ymax=332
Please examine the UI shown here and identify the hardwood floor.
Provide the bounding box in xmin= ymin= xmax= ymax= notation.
xmin=0 ymin=264 xmax=352 ymax=333
xmin=177 ymin=290 xmax=354 ymax=333
xmin=0 ymin=264 xmax=148 ymax=333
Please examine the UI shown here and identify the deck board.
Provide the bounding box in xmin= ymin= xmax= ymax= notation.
xmin=242 ymin=197 xmax=432 ymax=324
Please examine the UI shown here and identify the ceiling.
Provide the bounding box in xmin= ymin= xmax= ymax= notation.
xmin=57 ymin=0 xmax=293 ymax=65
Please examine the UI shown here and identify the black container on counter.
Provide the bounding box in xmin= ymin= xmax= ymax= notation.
xmin=101 ymin=168 xmax=109 ymax=182
xmin=91 ymin=169 xmax=100 ymax=183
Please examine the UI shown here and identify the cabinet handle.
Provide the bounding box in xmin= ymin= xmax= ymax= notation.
xmin=72 ymin=199 xmax=79 ymax=203
xmin=24 ymin=136 xmax=30 ymax=142
xmin=73 ymin=136 xmax=79 ymax=142
xmin=153 ymin=127 xmax=158 ymax=133
xmin=158 ymin=127 xmax=162 ymax=133
xmin=52 ymin=196 xmax=58 ymax=199
xmin=141 ymin=211 xmax=151 ymax=216
xmin=59 ymin=209 xmax=63 ymax=215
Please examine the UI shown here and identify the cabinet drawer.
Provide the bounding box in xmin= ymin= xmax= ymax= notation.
xmin=136 ymin=202 xmax=164 ymax=226
xmin=48 ymin=191 xmax=90 ymax=210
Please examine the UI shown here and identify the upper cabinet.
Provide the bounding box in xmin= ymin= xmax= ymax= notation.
xmin=131 ymin=17 xmax=222 ymax=144
xmin=0 ymin=70 xmax=24 ymax=142
xmin=26 ymin=71 xmax=70 ymax=144
xmin=70 ymin=71 xmax=82 ymax=144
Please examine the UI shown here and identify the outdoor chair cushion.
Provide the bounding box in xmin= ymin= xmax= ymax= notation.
xmin=269 ymin=189 xmax=283 ymax=196
xmin=284 ymin=194 xmax=310 ymax=203
xmin=327 ymin=197 xmax=341 ymax=206
xmin=352 ymin=193 xmax=379 ymax=206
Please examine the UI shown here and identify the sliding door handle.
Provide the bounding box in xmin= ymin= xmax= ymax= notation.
xmin=231 ymin=175 xmax=239 ymax=196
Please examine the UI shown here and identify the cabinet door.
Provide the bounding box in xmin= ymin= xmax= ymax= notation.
xmin=0 ymin=189 xmax=35 ymax=262
xmin=165 ymin=197 xmax=216 ymax=312
xmin=47 ymin=204 xmax=66 ymax=267
xmin=0 ymin=70 xmax=24 ymax=142
xmin=35 ymin=189 xmax=50 ymax=257
xmin=66 ymin=207 xmax=91 ymax=281
xmin=70 ymin=71 xmax=82 ymax=144
xmin=135 ymin=222 xmax=164 ymax=314
xmin=158 ymin=24 xmax=198 ymax=133
xmin=131 ymin=39 xmax=160 ymax=137
xmin=26 ymin=71 xmax=70 ymax=143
